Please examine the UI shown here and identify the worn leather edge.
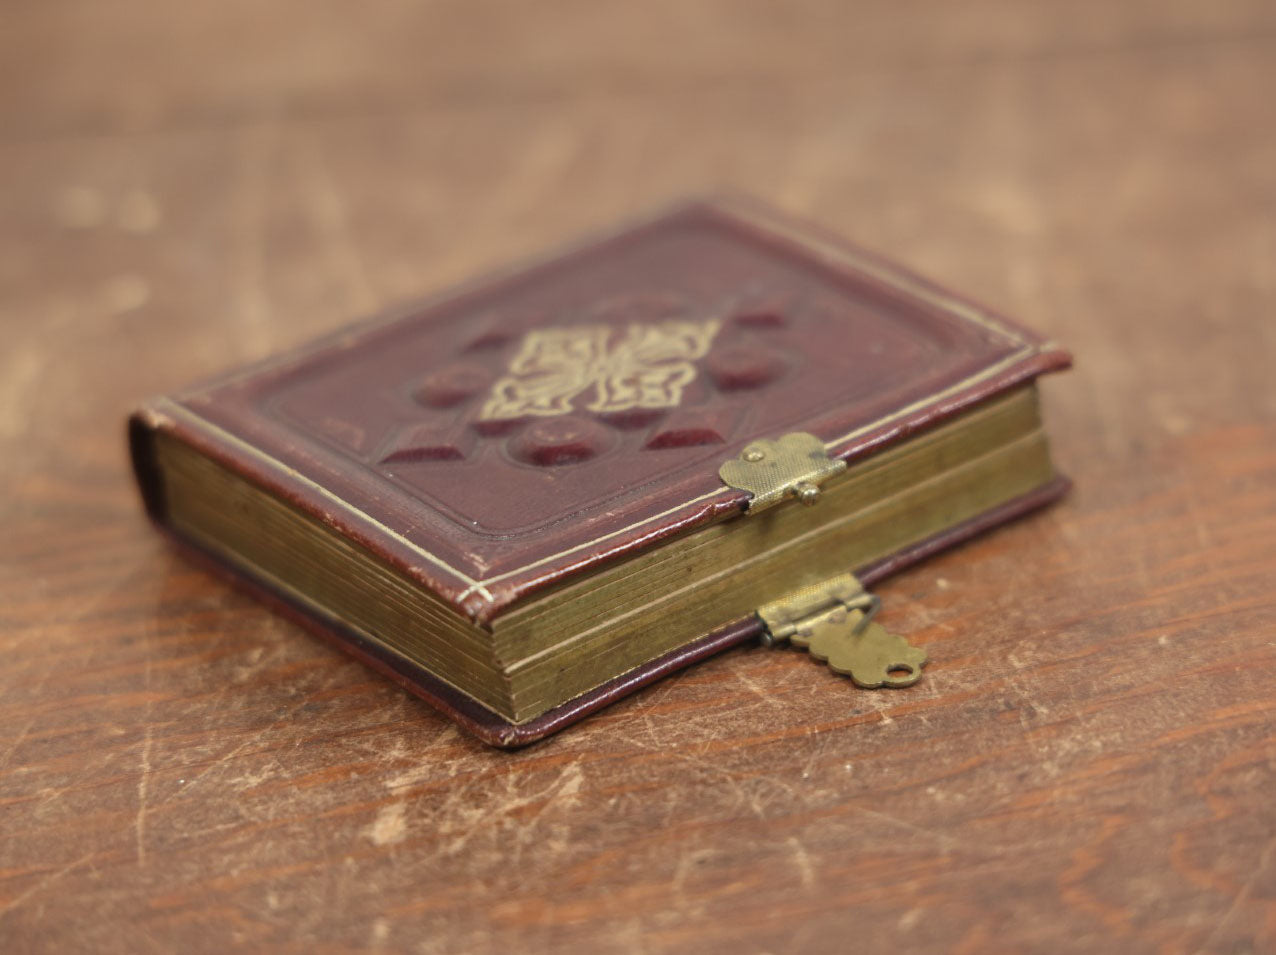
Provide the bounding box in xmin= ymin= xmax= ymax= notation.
xmin=145 ymin=472 xmax=1071 ymax=748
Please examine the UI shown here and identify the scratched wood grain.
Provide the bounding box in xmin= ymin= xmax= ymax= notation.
xmin=3 ymin=2 xmax=1276 ymax=952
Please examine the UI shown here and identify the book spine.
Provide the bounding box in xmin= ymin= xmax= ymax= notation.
xmin=128 ymin=405 xmax=169 ymax=525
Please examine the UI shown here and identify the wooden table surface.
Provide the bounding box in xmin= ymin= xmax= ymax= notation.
xmin=4 ymin=2 xmax=1275 ymax=952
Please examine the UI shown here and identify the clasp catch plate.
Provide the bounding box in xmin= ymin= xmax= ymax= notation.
xmin=719 ymin=432 xmax=846 ymax=512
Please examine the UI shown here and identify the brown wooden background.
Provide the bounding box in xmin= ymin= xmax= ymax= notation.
xmin=3 ymin=2 xmax=1275 ymax=952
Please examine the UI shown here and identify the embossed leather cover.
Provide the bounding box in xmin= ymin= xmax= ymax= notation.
xmin=132 ymin=196 xmax=1070 ymax=623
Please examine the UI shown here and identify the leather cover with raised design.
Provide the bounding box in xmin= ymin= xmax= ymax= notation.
xmin=130 ymin=196 xmax=1071 ymax=744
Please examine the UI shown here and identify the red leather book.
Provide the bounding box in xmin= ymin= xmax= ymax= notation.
xmin=129 ymin=197 xmax=1071 ymax=746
